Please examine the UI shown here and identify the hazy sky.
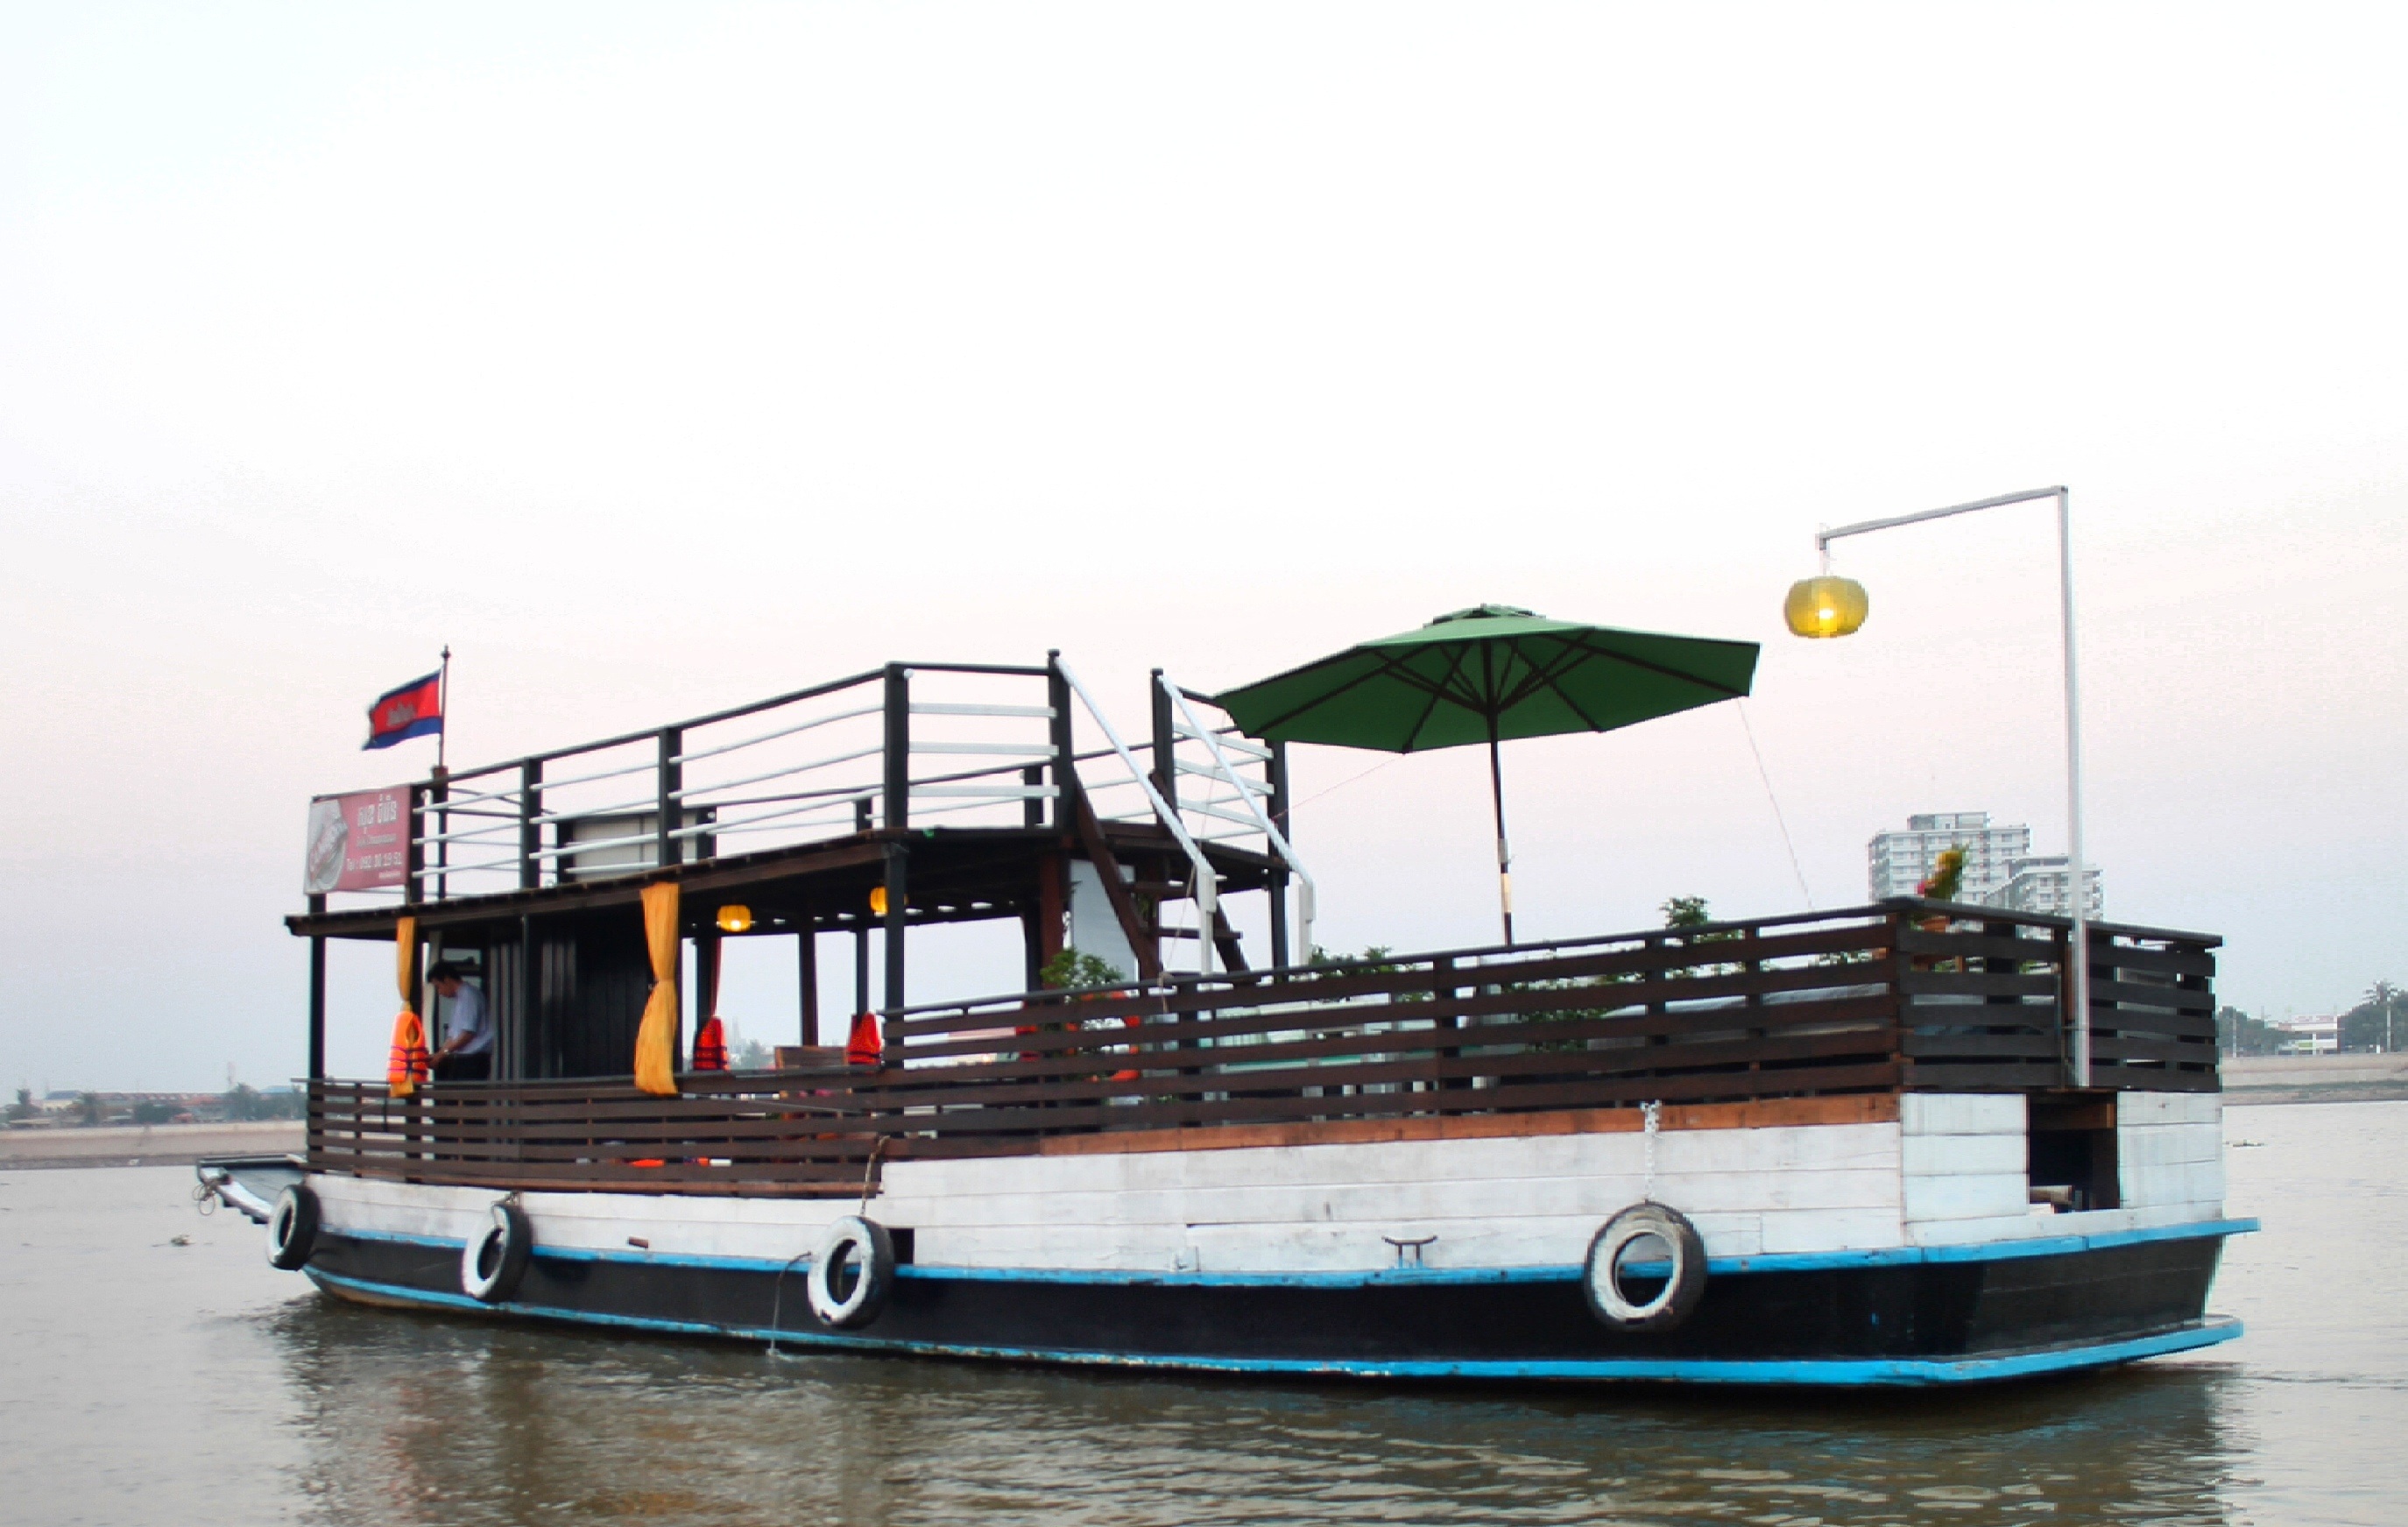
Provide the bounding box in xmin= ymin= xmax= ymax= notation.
xmin=4 ymin=4 xmax=2401 ymax=1091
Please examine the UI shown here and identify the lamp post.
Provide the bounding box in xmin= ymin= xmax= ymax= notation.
xmin=1784 ymin=485 xmax=2094 ymax=1088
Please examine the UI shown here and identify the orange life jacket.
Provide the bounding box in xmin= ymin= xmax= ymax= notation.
xmin=386 ymin=1009 xmax=430 ymax=1097
xmin=692 ymin=1016 xmax=728 ymax=1071
xmin=845 ymin=1012 xmax=884 ymax=1067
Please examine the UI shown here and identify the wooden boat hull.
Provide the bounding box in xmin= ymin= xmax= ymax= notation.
xmin=298 ymin=1215 xmax=2245 ymax=1387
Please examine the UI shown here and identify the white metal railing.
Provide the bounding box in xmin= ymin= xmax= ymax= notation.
xmin=1162 ymin=673 xmax=1316 ymax=960
xmin=371 ymin=660 xmax=1310 ymax=983
xmin=1052 ymin=659 xmax=1222 ymax=976
xmin=395 ymin=667 xmax=1066 ymax=902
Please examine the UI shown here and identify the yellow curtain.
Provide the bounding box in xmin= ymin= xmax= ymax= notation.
xmin=633 ymin=882 xmax=681 ymax=1096
xmin=386 ymin=915 xmax=428 ymax=1098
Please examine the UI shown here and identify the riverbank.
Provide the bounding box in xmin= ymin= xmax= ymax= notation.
xmin=0 ymin=1120 xmax=301 ymax=1169
xmin=2221 ymin=1052 xmax=2408 ymax=1106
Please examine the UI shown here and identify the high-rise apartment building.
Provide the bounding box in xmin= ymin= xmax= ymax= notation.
xmin=1866 ymin=812 xmax=2105 ymax=917
xmin=1867 ymin=812 xmax=2029 ymax=902
xmin=1994 ymin=854 xmax=2105 ymax=919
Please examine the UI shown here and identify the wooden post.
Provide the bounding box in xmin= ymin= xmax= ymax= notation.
xmin=853 ymin=798 xmax=872 ymax=1019
xmin=656 ymin=727 xmax=681 ymax=870
xmin=1268 ymin=739 xmax=1292 ymax=970
xmin=2054 ymin=922 xmax=2076 ymax=1087
xmin=430 ymin=768 xmax=450 ymax=902
xmin=1047 ymin=653 xmax=1074 ymax=832
xmin=1433 ymin=954 xmax=1462 ymax=1099
xmin=519 ymin=759 xmax=542 ymax=890
xmin=854 ymin=918 xmax=870 ymax=1020
xmin=1149 ymin=668 xmax=1176 ymax=811
xmin=307 ymin=894 xmax=327 ymax=1082
xmin=406 ymin=783 xmax=426 ymax=905
xmin=1036 ymin=852 xmax=1065 ymax=968
xmin=1022 ymin=764 xmax=1043 ymax=830
xmin=797 ymin=907 xmax=819 ymax=1048
xmin=882 ymin=665 xmax=909 ymax=831
xmin=881 ymin=839 xmax=908 ymax=1048
xmin=517 ymin=913 xmax=535 ymax=1081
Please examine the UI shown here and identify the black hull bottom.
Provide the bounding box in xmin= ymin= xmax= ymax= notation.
xmin=302 ymin=1229 xmax=2240 ymax=1387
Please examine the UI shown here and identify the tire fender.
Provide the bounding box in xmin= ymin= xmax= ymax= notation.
xmin=267 ymin=1183 xmax=320 ymax=1271
xmin=807 ymin=1215 xmax=896 ymax=1329
xmin=1582 ymin=1202 xmax=1707 ymax=1333
xmin=461 ymin=1198 xmax=535 ymax=1304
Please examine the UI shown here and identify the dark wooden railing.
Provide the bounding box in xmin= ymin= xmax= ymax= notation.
xmin=308 ymin=902 xmax=2218 ymax=1194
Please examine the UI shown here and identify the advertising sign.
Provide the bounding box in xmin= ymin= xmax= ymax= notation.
xmin=304 ymin=787 xmax=411 ymax=894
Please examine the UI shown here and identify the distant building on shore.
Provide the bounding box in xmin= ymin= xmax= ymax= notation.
xmin=2271 ymin=1014 xmax=2340 ymax=1055
xmin=1992 ymin=853 xmax=2105 ymax=919
xmin=1867 ymin=811 xmax=2102 ymax=917
xmin=1868 ymin=812 xmax=2030 ymax=902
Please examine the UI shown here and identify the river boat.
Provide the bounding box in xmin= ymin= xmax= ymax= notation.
xmin=203 ymin=652 xmax=2249 ymax=1386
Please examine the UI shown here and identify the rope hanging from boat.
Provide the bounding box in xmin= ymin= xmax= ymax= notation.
xmin=385 ymin=915 xmax=429 ymax=1099
xmin=633 ymin=883 xmax=681 ymax=1097
xmin=1735 ymin=701 xmax=1815 ymax=909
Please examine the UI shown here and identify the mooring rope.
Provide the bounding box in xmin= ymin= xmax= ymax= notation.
xmin=1736 ymin=700 xmax=1814 ymax=909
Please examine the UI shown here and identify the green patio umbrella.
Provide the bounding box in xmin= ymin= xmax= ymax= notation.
xmin=1213 ymin=604 xmax=1759 ymax=946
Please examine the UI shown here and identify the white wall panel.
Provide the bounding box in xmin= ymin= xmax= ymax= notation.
xmin=1903 ymin=1172 xmax=2029 ymax=1223
xmin=1901 ymin=1093 xmax=2023 ymax=1136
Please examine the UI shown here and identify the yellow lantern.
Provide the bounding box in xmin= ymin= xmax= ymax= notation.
xmin=716 ymin=904 xmax=752 ymax=934
xmin=1783 ymin=575 xmax=1869 ymax=639
xmin=868 ymin=885 xmax=888 ymax=916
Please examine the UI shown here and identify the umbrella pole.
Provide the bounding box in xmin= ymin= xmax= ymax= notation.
xmin=1487 ymin=729 xmax=1514 ymax=947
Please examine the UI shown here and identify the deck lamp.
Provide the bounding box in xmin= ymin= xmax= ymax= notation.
xmin=1786 ymin=486 xmax=2095 ymax=1087
xmin=1782 ymin=574 xmax=1869 ymax=639
xmin=868 ymin=885 xmax=888 ymax=916
xmin=716 ymin=904 xmax=752 ymax=934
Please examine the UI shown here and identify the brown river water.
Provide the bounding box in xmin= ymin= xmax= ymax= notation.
xmin=1 ymin=1099 xmax=2399 ymax=1526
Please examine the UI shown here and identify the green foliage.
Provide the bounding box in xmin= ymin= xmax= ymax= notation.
xmin=77 ymin=1092 xmax=102 ymax=1127
xmin=2339 ymin=979 xmax=2403 ymax=1053
xmin=1660 ymin=896 xmax=1711 ymax=929
xmin=1660 ymin=895 xmax=1741 ymax=974
xmin=221 ymin=1084 xmax=307 ymax=1121
xmin=1515 ymin=976 xmax=1636 ymax=1052
xmin=1039 ymin=947 xmax=1126 ymax=992
xmin=6 ymin=1086 xmax=33 ymax=1122
xmin=131 ymin=1099 xmax=182 ymax=1125
xmin=1309 ymin=944 xmax=1396 ymax=974
xmin=2216 ymin=1007 xmax=2287 ymax=1057
xmin=731 ymin=1037 xmax=774 ymax=1071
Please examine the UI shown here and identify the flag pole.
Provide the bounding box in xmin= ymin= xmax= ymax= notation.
xmin=436 ymin=645 xmax=451 ymax=774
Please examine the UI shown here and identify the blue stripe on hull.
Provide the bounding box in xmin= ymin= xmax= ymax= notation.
xmin=302 ymin=1267 xmax=2242 ymax=1387
xmin=324 ymin=1215 xmax=2258 ymax=1287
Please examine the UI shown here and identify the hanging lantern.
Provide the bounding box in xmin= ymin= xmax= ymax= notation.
xmin=716 ymin=904 xmax=752 ymax=934
xmin=868 ymin=885 xmax=888 ymax=916
xmin=1783 ymin=575 xmax=1869 ymax=639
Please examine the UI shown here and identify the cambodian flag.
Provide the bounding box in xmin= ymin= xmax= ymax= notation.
xmin=364 ymin=670 xmax=444 ymax=750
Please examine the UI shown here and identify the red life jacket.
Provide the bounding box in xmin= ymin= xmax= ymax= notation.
xmin=845 ymin=1012 xmax=884 ymax=1067
xmin=692 ymin=1016 xmax=728 ymax=1071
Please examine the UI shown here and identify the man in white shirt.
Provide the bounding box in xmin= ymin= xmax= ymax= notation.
xmin=429 ymin=963 xmax=492 ymax=1083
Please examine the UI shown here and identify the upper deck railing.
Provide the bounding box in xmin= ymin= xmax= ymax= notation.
xmin=346 ymin=656 xmax=1303 ymax=940
xmin=307 ymin=901 xmax=2219 ymax=1196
